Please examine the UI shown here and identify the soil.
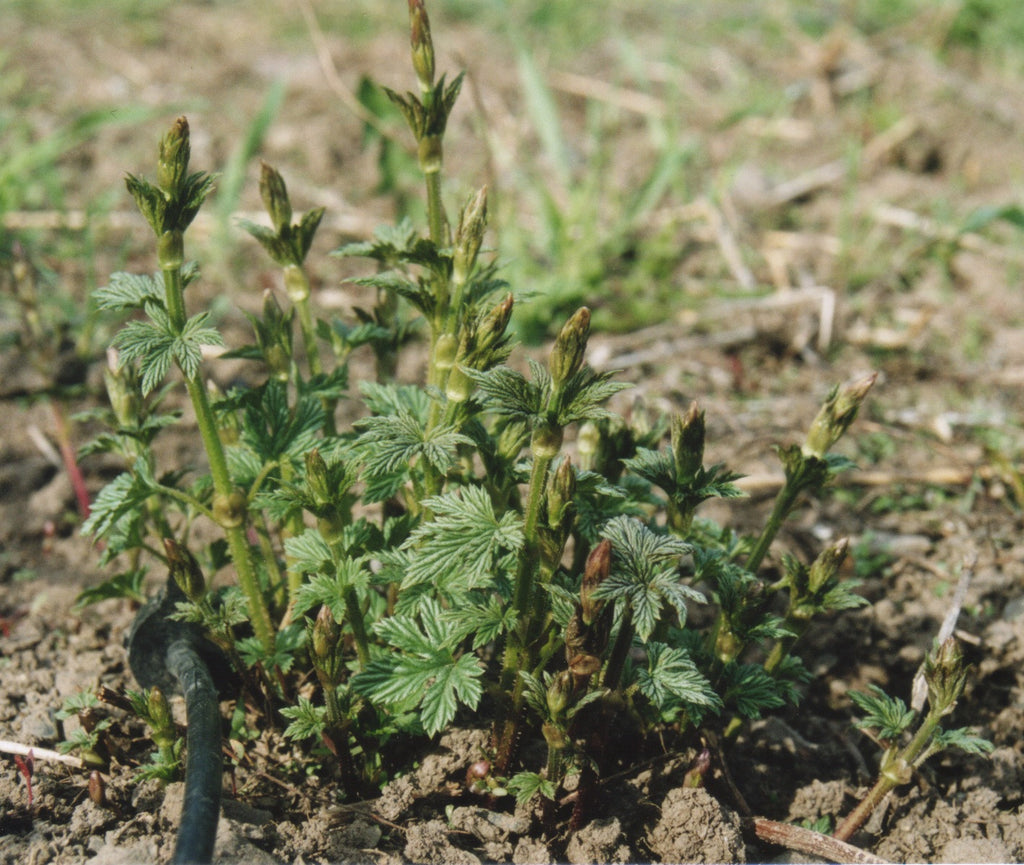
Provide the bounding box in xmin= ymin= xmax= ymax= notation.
xmin=4 ymin=2 xmax=1024 ymax=863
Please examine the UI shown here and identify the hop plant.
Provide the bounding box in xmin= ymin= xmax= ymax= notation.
xmin=78 ymin=2 xmax=991 ymax=848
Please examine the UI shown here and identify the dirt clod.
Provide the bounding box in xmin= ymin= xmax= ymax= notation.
xmin=647 ymin=787 xmax=747 ymax=864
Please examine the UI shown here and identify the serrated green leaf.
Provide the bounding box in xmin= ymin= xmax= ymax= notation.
xmin=73 ymin=567 xmax=148 ymax=609
xmin=81 ymin=459 xmax=159 ymax=540
xmin=506 ymin=771 xmax=557 ymax=806
xmin=635 ymin=642 xmax=722 ymax=716
xmin=354 ymin=409 xmax=471 ymax=478
xmin=595 ymin=516 xmax=702 ymax=639
xmin=622 ymin=447 xmax=676 ymax=491
xmin=237 ymin=625 xmax=305 ymax=672
xmin=721 ymin=662 xmax=788 ymax=719
xmin=466 ymin=366 xmax=542 ymax=419
xmin=358 ymin=381 xmax=431 ymax=421
xmin=850 ymin=685 xmax=916 ymax=741
xmin=419 ymin=654 xmax=483 ymax=735
xmin=331 ymin=218 xmax=419 ymax=262
xmin=932 ymin=727 xmax=994 ymax=756
xmin=353 ymin=600 xmax=483 ymax=736
xmin=284 ymin=528 xmax=334 ymax=575
xmin=519 ymin=671 xmax=548 ymax=718
xmin=820 ymin=580 xmax=869 ymax=613
xmin=401 ymin=485 xmax=524 ymax=595
xmin=291 ymin=559 xmax=369 ymax=622
xmin=281 ymin=695 xmax=328 ymax=742
xmin=94 ymin=271 xmax=164 ymax=311
xmin=442 ymin=597 xmax=518 ymax=649
xmin=556 ymin=367 xmax=631 ymax=425
xmin=239 ymin=379 xmax=324 ymax=464
xmin=176 ymin=312 xmax=225 ymax=379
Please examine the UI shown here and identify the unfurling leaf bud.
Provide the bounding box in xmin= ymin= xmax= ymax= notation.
xmin=157 ymin=117 xmax=191 ymax=196
xmin=477 ymin=293 xmax=514 ymax=355
xmin=549 ymin=307 xmax=591 ymax=386
xmin=577 ymin=421 xmax=600 ymax=464
xmin=283 ymin=263 xmax=310 ymax=303
xmin=924 ymin=637 xmax=968 ymax=717
xmin=104 ymin=349 xmax=139 ymax=428
xmin=581 ymin=539 xmax=612 ymax=624
xmin=453 ymin=186 xmax=488 ymax=286
xmin=306 ymin=448 xmax=330 ymax=505
xmin=546 ymin=457 xmax=576 ymax=532
xmin=546 ymin=670 xmax=573 ymax=720
xmin=408 ymin=0 xmax=435 ymax=92
xmin=803 ymin=373 xmax=877 ymax=459
xmin=466 ymin=759 xmax=492 ymax=794
xmin=259 ymin=161 xmax=292 ymax=233
xmin=671 ymin=402 xmax=706 ymax=481
xmin=435 ymin=332 xmax=458 ymax=371
xmin=164 ymin=537 xmax=205 ymax=602
xmin=312 ymin=604 xmax=341 ymax=667
xmin=147 ymin=687 xmax=175 ymax=747
xmin=808 ymin=537 xmax=849 ymax=595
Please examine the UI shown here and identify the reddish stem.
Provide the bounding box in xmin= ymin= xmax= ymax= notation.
xmin=50 ymin=399 xmax=91 ymax=520
xmin=14 ymin=752 xmax=35 ymax=808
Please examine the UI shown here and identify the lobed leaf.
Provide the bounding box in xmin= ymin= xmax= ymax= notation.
xmin=355 ymin=409 xmax=471 ymax=478
xmin=400 ymin=485 xmax=524 ymax=595
xmin=850 ymin=685 xmax=916 ymax=741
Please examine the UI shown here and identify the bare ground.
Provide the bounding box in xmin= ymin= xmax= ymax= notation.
xmin=3 ymin=2 xmax=1024 ymax=863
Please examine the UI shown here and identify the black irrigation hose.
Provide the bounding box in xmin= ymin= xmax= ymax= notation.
xmin=166 ymin=638 xmax=222 ymax=865
xmin=128 ymin=577 xmax=227 ymax=865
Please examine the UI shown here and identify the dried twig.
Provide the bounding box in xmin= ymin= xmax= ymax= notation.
xmin=0 ymin=740 xmax=85 ymax=770
xmin=548 ymin=69 xmax=666 ymax=117
xmin=735 ymin=466 xmax=984 ymax=496
xmin=872 ymin=203 xmax=1024 ymax=265
xmin=2 ymin=208 xmax=377 ymax=240
xmin=911 ymin=549 xmax=977 ymax=712
xmin=754 ymin=816 xmax=890 ymax=864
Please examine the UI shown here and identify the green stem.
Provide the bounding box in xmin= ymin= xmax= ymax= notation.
xmin=292 ymin=280 xmax=337 ymax=437
xmin=163 ymin=262 xmax=276 ymax=653
xmin=424 ymin=168 xmax=446 ymax=249
xmin=745 ymin=479 xmax=802 ymax=575
xmin=295 ymin=296 xmax=322 ymax=377
xmin=343 ymin=587 xmax=371 ymax=670
xmin=514 ymin=451 xmax=554 ymax=618
xmin=493 ymin=449 xmax=555 ymax=772
xmin=154 ymin=483 xmax=217 ymax=524
xmin=833 ymin=708 xmax=943 ymax=842
xmin=764 ymin=616 xmax=809 ymax=675
xmin=324 ymin=683 xmax=344 ymax=728
xmin=601 ymin=608 xmax=634 ymax=692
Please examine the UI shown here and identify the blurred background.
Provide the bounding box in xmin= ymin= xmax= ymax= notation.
xmin=3 ymin=0 xmax=1024 ymax=504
